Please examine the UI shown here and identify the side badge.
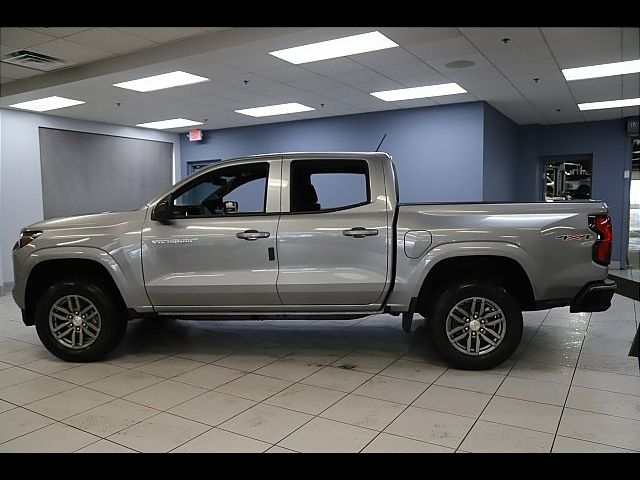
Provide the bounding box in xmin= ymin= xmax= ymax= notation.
xmin=556 ymin=234 xmax=592 ymax=241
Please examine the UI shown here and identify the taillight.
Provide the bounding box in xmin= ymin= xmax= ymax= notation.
xmin=588 ymin=215 xmax=612 ymax=266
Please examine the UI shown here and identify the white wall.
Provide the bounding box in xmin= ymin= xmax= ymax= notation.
xmin=0 ymin=108 xmax=181 ymax=287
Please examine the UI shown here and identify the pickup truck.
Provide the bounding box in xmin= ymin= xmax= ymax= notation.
xmin=12 ymin=152 xmax=616 ymax=370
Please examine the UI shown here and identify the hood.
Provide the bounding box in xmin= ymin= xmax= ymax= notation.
xmin=25 ymin=208 xmax=148 ymax=231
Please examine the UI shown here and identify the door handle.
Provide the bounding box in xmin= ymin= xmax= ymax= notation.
xmin=236 ymin=229 xmax=270 ymax=241
xmin=342 ymin=227 xmax=379 ymax=238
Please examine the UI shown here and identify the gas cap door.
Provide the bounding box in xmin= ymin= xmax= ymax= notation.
xmin=404 ymin=230 xmax=432 ymax=258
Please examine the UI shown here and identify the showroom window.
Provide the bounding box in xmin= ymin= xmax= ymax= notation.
xmin=171 ymin=162 xmax=269 ymax=217
xmin=289 ymin=159 xmax=370 ymax=212
xmin=542 ymin=155 xmax=593 ymax=202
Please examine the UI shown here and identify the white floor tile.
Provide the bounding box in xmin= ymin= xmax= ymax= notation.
xmin=168 ymin=391 xmax=256 ymax=426
xmin=480 ymin=396 xmax=563 ymax=433
xmin=134 ymin=356 xmax=204 ymax=378
xmin=265 ymin=383 xmax=345 ymax=415
xmin=0 ymin=407 xmax=54 ymax=443
xmin=215 ymin=373 xmax=292 ymax=402
xmin=172 ymin=428 xmax=270 ymax=453
xmin=509 ymin=360 xmax=575 ymax=384
xmin=86 ymin=370 xmax=164 ymax=397
xmin=214 ymin=352 xmax=280 ymax=372
xmin=76 ymin=439 xmax=138 ymax=453
xmin=566 ymin=386 xmax=640 ymax=421
xmin=0 ymin=376 xmax=75 ymax=405
xmin=572 ymin=368 xmax=640 ymax=396
xmin=64 ymin=398 xmax=158 ymax=437
xmin=172 ymin=364 xmax=245 ymax=390
xmin=496 ymin=376 xmax=570 ymax=406
xmin=557 ymin=408 xmax=640 ymax=451
xmin=279 ymin=417 xmax=377 ymax=453
xmin=413 ymin=384 xmax=492 ymax=418
xmin=321 ymin=394 xmax=405 ymax=431
xmin=384 ymin=406 xmax=475 ymax=449
xmin=331 ymin=353 xmax=397 ymax=374
xmin=353 ymin=375 xmax=428 ymax=405
xmin=434 ymin=369 xmax=505 ymax=394
xmin=0 ymin=422 xmax=99 ymax=452
xmin=108 ymin=412 xmax=210 ymax=453
xmin=26 ymin=386 xmax=114 ymax=420
xmin=379 ymin=359 xmax=446 ymax=384
xmin=460 ymin=420 xmax=554 ymax=452
xmin=0 ymin=366 xmax=42 ymax=390
xmin=51 ymin=362 xmax=127 ymax=385
xmin=219 ymin=403 xmax=312 ymax=444
xmin=301 ymin=366 xmax=372 ymax=393
xmin=362 ymin=433 xmax=454 ymax=453
xmin=254 ymin=358 xmax=323 ymax=382
xmin=123 ymin=380 xmax=207 ymax=411
xmin=552 ymin=435 xmax=636 ymax=453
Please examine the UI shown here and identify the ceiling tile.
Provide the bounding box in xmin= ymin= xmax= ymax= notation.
xmin=30 ymin=39 xmax=113 ymax=65
xmin=622 ymin=28 xmax=639 ymax=47
xmin=300 ymin=57 xmax=364 ymax=75
xmin=0 ymin=63 xmax=43 ymax=80
xmin=258 ymin=65 xmax=316 ymax=83
xmin=497 ymin=58 xmax=559 ymax=77
xmin=479 ymin=43 xmax=553 ymax=66
xmin=381 ymin=27 xmax=462 ymax=46
xmin=352 ymin=48 xmax=416 ymax=68
xmin=112 ymin=27 xmax=207 ymax=43
xmin=407 ymin=36 xmax=478 ymax=62
xmin=548 ymin=30 xmax=622 ymax=59
xmin=622 ymin=74 xmax=640 ymax=99
xmin=23 ymin=27 xmax=94 ymax=38
xmin=0 ymin=27 xmax=55 ymax=49
xmin=540 ymin=27 xmax=620 ymax=41
xmin=581 ymin=109 xmax=623 ymax=122
xmin=568 ymin=76 xmax=623 ymax=103
xmin=66 ymin=28 xmax=156 ymax=55
xmin=463 ymin=28 xmax=545 ymax=51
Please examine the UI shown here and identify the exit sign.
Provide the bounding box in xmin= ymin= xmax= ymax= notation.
xmin=188 ymin=129 xmax=203 ymax=142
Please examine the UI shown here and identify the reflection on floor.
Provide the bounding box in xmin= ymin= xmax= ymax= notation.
xmin=0 ymin=293 xmax=638 ymax=453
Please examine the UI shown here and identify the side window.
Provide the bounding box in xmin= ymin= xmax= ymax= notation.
xmin=171 ymin=163 xmax=269 ymax=217
xmin=290 ymin=159 xmax=370 ymax=213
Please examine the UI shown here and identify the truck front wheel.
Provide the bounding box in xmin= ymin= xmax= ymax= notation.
xmin=427 ymin=282 xmax=523 ymax=370
xmin=34 ymin=278 xmax=127 ymax=362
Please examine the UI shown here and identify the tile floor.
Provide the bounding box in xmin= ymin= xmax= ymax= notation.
xmin=0 ymin=292 xmax=638 ymax=453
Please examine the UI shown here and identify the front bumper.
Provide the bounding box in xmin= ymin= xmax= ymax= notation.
xmin=570 ymin=279 xmax=617 ymax=313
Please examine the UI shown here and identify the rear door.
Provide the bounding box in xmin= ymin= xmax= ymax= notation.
xmin=275 ymin=156 xmax=390 ymax=308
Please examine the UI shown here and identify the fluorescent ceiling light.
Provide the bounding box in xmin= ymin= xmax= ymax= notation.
xmin=269 ymin=31 xmax=398 ymax=64
xmin=371 ymin=83 xmax=467 ymax=101
xmin=578 ymin=98 xmax=640 ymax=111
xmin=562 ymin=59 xmax=640 ymax=81
xmin=137 ymin=118 xmax=203 ymax=129
xmin=9 ymin=96 xmax=85 ymax=112
xmin=114 ymin=71 xmax=209 ymax=92
xmin=235 ymin=102 xmax=315 ymax=117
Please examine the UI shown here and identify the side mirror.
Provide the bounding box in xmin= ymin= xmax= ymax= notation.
xmin=224 ymin=201 xmax=238 ymax=214
xmin=151 ymin=197 xmax=172 ymax=222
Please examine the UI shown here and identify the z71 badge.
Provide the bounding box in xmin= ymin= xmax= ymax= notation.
xmin=556 ymin=234 xmax=591 ymax=241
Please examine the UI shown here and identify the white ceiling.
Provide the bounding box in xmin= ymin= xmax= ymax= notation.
xmin=1 ymin=26 xmax=638 ymax=131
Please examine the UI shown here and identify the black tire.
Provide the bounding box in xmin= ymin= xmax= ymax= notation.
xmin=426 ymin=282 xmax=523 ymax=370
xmin=34 ymin=278 xmax=127 ymax=362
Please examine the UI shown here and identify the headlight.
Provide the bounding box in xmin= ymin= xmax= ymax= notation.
xmin=15 ymin=230 xmax=43 ymax=250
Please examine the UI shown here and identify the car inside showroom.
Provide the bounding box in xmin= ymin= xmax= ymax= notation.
xmin=0 ymin=26 xmax=638 ymax=454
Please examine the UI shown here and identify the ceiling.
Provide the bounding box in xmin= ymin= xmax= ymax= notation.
xmin=1 ymin=27 xmax=638 ymax=131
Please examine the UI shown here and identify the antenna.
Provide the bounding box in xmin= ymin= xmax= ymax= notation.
xmin=375 ymin=133 xmax=387 ymax=152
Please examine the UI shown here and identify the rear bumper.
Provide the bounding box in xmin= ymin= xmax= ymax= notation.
xmin=570 ymin=279 xmax=617 ymax=313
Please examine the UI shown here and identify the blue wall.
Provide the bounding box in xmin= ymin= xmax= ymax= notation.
xmin=517 ymin=119 xmax=632 ymax=264
xmin=483 ymin=104 xmax=519 ymax=201
xmin=181 ymin=102 xmax=485 ymax=202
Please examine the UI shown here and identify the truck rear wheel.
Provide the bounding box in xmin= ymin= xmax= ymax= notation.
xmin=426 ymin=282 xmax=523 ymax=370
xmin=34 ymin=278 xmax=127 ymax=362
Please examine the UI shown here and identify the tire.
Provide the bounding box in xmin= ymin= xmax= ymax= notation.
xmin=34 ymin=278 xmax=127 ymax=362
xmin=426 ymin=282 xmax=523 ymax=370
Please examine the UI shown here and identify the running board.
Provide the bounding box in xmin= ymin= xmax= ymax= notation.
xmin=154 ymin=312 xmax=382 ymax=321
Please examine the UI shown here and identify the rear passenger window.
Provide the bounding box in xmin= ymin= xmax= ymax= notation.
xmin=290 ymin=160 xmax=370 ymax=213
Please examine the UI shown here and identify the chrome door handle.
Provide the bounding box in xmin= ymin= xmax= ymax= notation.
xmin=236 ymin=229 xmax=270 ymax=241
xmin=342 ymin=227 xmax=379 ymax=238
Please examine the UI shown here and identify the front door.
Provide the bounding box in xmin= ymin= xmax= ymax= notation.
xmin=142 ymin=159 xmax=281 ymax=311
xmin=276 ymin=157 xmax=390 ymax=308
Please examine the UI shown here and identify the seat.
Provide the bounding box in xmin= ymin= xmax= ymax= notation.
xmin=291 ymin=180 xmax=321 ymax=212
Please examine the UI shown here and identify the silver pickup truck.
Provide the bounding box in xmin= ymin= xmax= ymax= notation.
xmin=12 ymin=152 xmax=616 ymax=369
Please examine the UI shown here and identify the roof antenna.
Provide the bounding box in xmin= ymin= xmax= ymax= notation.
xmin=375 ymin=133 xmax=387 ymax=152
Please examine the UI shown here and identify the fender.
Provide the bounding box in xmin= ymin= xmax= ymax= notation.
xmin=387 ymin=240 xmax=540 ymax=310
xmin=15 ymin=246 xmax=154 ymax=313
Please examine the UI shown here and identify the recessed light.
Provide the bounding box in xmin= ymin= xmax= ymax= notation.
xmin=137 ymin=118 xmax=203 ymax=129
xmin=563 ymin=59 xmax=640 ymax=81
xmin=269 ymin=31 xmax=398 ymax=65
xmin=578 ymin=98 xmax=640 ymax=111
xmin=235 ymin=103 xmax=315 ymax=117
xmin=445 ymin=60 xmax=475 ymax=69
xmin=9 ymin=96 xmax=85 ymax=112
xmin=371 ymin=83 xmax=467 ymax=102
xmin=114 ymin=71 xmax=209 ymax=92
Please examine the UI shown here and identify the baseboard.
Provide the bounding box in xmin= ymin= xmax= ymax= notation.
xmin=0 ymin=282 xmax=14 ymax=296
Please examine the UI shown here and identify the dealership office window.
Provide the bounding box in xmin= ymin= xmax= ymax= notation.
xmin=290 ymin=159 xmax=370 ymax=212
xmin=542 ymin=155 xmax=593 ymax=202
